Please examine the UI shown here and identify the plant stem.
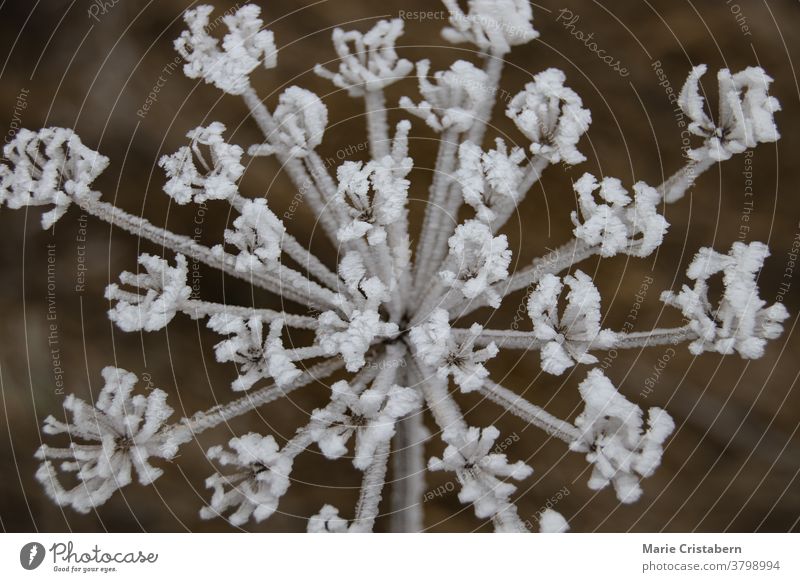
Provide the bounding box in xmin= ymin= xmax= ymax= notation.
xmin=390 ymin=410 xmax=427 ymax=533
xmin=364 ymin=90 xmax=390 ymax=159
xmin=479 ymin=380 xmax=580 ymax=443
xmin=350 ymin=440 xmax=391 ymax=532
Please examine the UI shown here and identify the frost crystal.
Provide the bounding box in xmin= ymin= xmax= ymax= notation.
xmin=316 ymin=277 xmax=399 ymax=372
xmin=455 ymin=139 xmax=526 ymax=224
xmin=175 ymin=5 xmax=277 ymax=95
xmin=106 ymin=254 xmax=192 ymax=332
xmin=314 ymin=19 xmax=413 ymax=96
xmin=159 ymin=122 xmax=244 ymax=205
xmin=410 ymin=309 xmax=498 ymax=393
xmin=311 ymin=378 xmax=421 ymax=470
xmin=207 ymin=314 xmax=308 ymax=391
xmin=679 ymin=65 xmax=781 ymax=161
xmin=253 ymin=87 xmax=329 ymax=158
xmin=335 ymin=152 xmax=412 ymax=245
xmin=400 ymin=60 xmax=491 ymax=133
xmin=35 ymin=367 xmax=178 ymax=513
xmin=528 ymin=271 xmax=617 ymax=375
xmin=570 ymin=369 xmax=675 ymax=504
xmin=440 ymin=220 xmax=511 ymax=307
xmin=661 ymin=242 xmax=789 ymax=358
xmin=429 ymin=426 xmax=532 ymax=521
xmin=201 ymin=433 xmax=292 ymax=525
xmin=441 ymin=0 xmax=539 ymax=55
xmin=308 ymin=505 xmax=349 ymax=532
xmin=507 ymin=68 xmax=591 ymax=165
xmin=0 ymin=128 xmax=108 ymax=228
xmin=218 ymin=198 xmax=286 ymax=272
xmin=539 ymin=509 xmax=569 ymax=533
xmin=3 ymin=1 xmax=788 ymax=532
xmin=571 ymin=173 xmax=669 ymax=258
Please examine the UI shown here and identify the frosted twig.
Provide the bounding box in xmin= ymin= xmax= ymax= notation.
xmin=478 ymin=380 xmax=580 ymax=443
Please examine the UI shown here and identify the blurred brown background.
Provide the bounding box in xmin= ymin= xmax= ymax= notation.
xmin=0 ymin=0 xmax=798 ymax=532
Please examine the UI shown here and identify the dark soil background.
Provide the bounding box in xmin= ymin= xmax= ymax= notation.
xmin=0 ymin=0 xmax=798 ymax=532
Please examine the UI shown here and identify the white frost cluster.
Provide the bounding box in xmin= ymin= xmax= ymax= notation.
xmin=314 ymin=19 xmax=413 ymax=96
xmin=174 ymin=4 xmax=277 ymax=95
xmin=251 ymin=87 xmax=329 ymax=158
xmin=441 ymin=0 xmax=539 ymax=55
xmin=311 ymin=379 xmax=421 ymax=470
xmin=440 ymin=220 xmax=511 ymax=307
xmin=316 ymin=277 xmax=399 ymax=372
xmin=410 ymin=309 xmax=498 ymax=393
xmin=661 ymin=242 xmax=789 ymax=358
xmin=335 ymin=149 xmax=412 ymax=245
xmin=207 ymin=314 xmax=302 ymax=391
xmin=216 ymin=198 xmax=286 ymax=272
xmin=35 ymin=367 xmax=177 ymax=513
xmin=679 ymin=65 xmax=781 ymax=161
xmin=528 ymin=271 xmax=617 ymax=376
xmin=0 ymin=127 xmax=108 ymax=228
xmin=400 ymin=60 xmax=490 ymax=133
xmin=571 ymin=173 xmax=669 ymax=258
xmin=455 ymin=139 xmax=526 ymax=224
xmin=159 ymin=122 xmax=244 ymax=205
xmin=507 ymin=69 xmax=591 ymax=165
xmin=106 ymin=254 xmax=192 ymax=332
xmin=429 ymin=426 xmax=532 ymax=521
xmin=201 ymin=433 xmax=292 ymax=525
xmin=570 ymin=369 xmax=675 ymax=503
xmin=308 ymin=504 xmax=349 ymax=533
xmin=539 ymin=509 xmax=570 ymax=533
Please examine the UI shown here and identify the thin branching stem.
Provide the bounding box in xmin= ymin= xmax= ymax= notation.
xmin=241 ymin=86 xmax=342 ymax=243
xmin=171 ymin=357 xmax=345 ymax=437
xmin=364 ymin=89 xmax=390 ymax=159
xmin=350 ymin=440 xmax=391 ymax=532
xmin=75 ymin=196 xmax=333 ymax=310
xmin=390 ymin=409 xmax=427 ymax=533
xmin=478 ymin=380 xmax=580 ymax=443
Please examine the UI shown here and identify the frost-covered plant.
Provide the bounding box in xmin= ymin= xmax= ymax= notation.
xmin=1 ymin=3 xmax=788 ymax=532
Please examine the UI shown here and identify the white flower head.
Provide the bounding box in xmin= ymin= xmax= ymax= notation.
xmin=400 ymin=60 xmax=491 ymax=133
xmin=316 ymin=277 xmax=399 ymax=372
xmin=410 ymin=309 xmax=498 ymax=393
xmin=257 ymin=86 xmax=328 ymax=158
xmin=571 ymin=173 xmax=669 ymax=258
xmin=315 ymin=19 xmax=413 ymax=96
xmin=1 ymin=128 xmax=108 ymax=228
xmin=507 ymin=68 xmax=591 ymax=165
xmin=106 ymin=254 xmax=192 ymax=332
xmin=335 ymin=151 xmax=412 ymax=245
xmin=441 ymin=0 xmax=539 ymax=55
xmin=175 ymin=4 xmax=277 ymax=95
xmin=159 ymin=122 xmax=244 ymax=205
xmin=528 ymin=271 xmax=617 ymax=376
xmin=207 ymin=314 xmax=302 ymax=391
xmin=429 ymin=425 xmax=532 ymax=520
xmin=455 ymin=139 xmax=527 ymax=224
xmin=35 ymin=367 xmax=177 ymax=513
xmin=679 ymin=65 xmax=781 ymax=162
xmin=311 ymin=379 xmax=421 ymax=470
xmin=308 ymin=504 xmax=349 ymax=532
xmin=661 ymin=241 xmax=789 ymax=358
xmin=216 ymin=198 xmax=286 ymax=273
xmin=440 ymin=220 xmax=511 ymax=308
xmin=570 ymin=369 xmax=675 ymax=504
xmin=201 ymin=433 xmax=292 ymax=525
